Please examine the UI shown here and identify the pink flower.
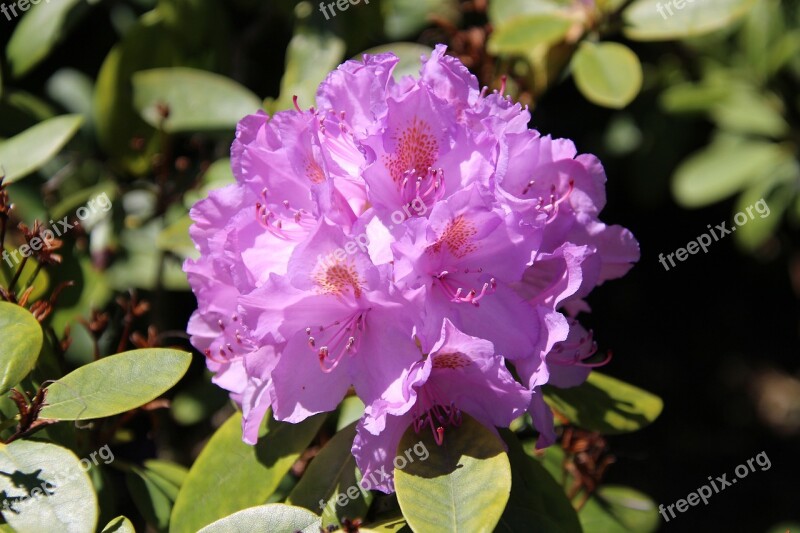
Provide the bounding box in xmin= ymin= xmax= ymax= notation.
xmin=184 ymin=43 xmax=639 ymax=466
xmin=352 ymin=320 xmax=530 ymax=492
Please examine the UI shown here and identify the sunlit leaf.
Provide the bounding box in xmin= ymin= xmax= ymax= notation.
xmin=6 ymin=0 xmax=91 ymax=78
xmin=579 ymin=485 xmax=659 ymax=533
xmin=0 ymin=114 xmax=83 ymax=183
xmin=0 ymin=302 xmax=43 ymax=394
xmin=170 ymin=411 xmax=326 ymax=533
xmin=197 ymin=504 xmax=321 ymax=533
xmin=623 ymin=0 xmax=757 ymax=41
xmin=101 ymin=516 xmax=136 ymax=533
xmin=544 ymin=372 xmax=663 ymax=434
xmin=0 ymin=440 xmax=98 ymax=532
xmin=132 ymin=68 xmax=261 ymax=133
xmin=287 ymin=422 xmax=371 ymax=529
xmin=572 ymin=42 xmax=642 ymax=109
xmin=382 ymin=0 xmax=459 ymax=40
xmin=672 ymin=136 xmax=790 ymax=208
xmin=488 ymin=14 xmax=572 ymax=56
xmin=270 ymin=30 xmax=345 ymax=112
xmin=394 ymin=414 xmax=510 ymax=533
xmin=39 ymin=348 xmax=192 ymax=420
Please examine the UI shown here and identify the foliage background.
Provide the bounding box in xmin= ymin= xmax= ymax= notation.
xmin=0 ymin=0 xmax=798 ymax=531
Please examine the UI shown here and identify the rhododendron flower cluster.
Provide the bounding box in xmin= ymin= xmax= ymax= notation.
xmin=185 ymin=45 xmax=639 ymax=493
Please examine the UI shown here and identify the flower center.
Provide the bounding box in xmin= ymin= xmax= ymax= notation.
xmin=434 ymin=268 xmax=496 ymax=307
xmin=255 ymin=188 xmax=316 ymax=240
xmin=306 ymin=309 xmax=370 ymax=373
xmin=312 ymin=257 xmax=365 ymax=299
xmin=426 ymin=215 xmax=478 ymax=258
xmin=412 ymin=381 xmax=462 ymax=445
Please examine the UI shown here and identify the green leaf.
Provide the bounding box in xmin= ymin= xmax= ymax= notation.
xmin=287 ymin=422 xmax=372 ymax=529
xmin=39 ymin=348 xmax=192 ymax=420
xmin=197 ymin=504 xmax=321 ymax=533
xmin=157 ymin=214 xmax=197 ymax=260
xmin=363 ymin=517 xmax=412 ymax=532
xmin=101 ymin=516 xmax=136 ymax=533
xmin=132 ymin=68 xmax=261 ymax=133
xmin=0 ymin=302 xmax=43 ymax=394
xmin=45 ymin=68 xmax=95 ymax=119
xmin=357 ymin=43 xmax=433 ymax=81
xmin=5 ymin=0 xmax=91 ymax=78
xmin=0 ymin=440 xmax=98 ymax=532
xmin=544 ymin=372 xmax=663 ymax=434
xmin=105 ymin=220 xmax=191 ymax=291
xmin=487 ymin=15 xmax=572 ymax=56
xmin=169 ymin=411 xmax=326 ymax=533
xmin=0 ymin=250 xmax=50 ymax=306
xmin=0 ymin=114 xmax=83 ymax=183
xmin=497 ymin=430 xmax=581 ymax=533
xmin=337 ymin=395 xmax=365 ymax=431
xmin=488 ymin=0 xmax=568 ymax=26
xmin=143 ymin=459 xmax=189 ymax=490
xmin=572 ymin=42 xmax=643 ymax=109
xmin=710 ymin=86 xmax=789 ymax=137
xmin=382 ymin=0 xmax=460 ymax=40
xmin=733 ymin=159 xmax=798 ymax=251
xmin=672 ymin=136 xmax=789 ymax=208
xmin=183 ymin=158 xmax=235 ymax=209
xmin=126 ymin=466 xmax=174 ymax=531
xmin=579 ymin=485 xmax=659 ymax=533
xmin=394 ymin=413 xmax=511 ymax=533
xmin=270 ymin=30 xmax=345 ymax=112
xmin=623 ymin=0 xmax=757 ymax=41
xmin=660 ymin=81 xmax=732 ymax=114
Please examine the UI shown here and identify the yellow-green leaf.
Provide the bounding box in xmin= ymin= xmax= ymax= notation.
xmin=572 ymin=42 xmax=642 ymax=109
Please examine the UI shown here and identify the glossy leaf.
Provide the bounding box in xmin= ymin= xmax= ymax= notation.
xmin=579 ymin=485 xmax=660 ymax=533
xmin=39 ymin=349 xmax=192 ymax=420
xmin=544 ymin=372 xmax=663 ymax=434
xmin=287 ymin=422 xmax=371 ymax=529
xmin=157 ymin=214 xmax=197 ymax=260
xmin=132 ymin=68 xmax=261 ymax=133
xmin=488 ymin=14 xmax=572 ymax=56
xmin=169 ymin=411 xmax=326 ymax=533
xmin=488 ymin=0 xmax=567 ymax=26
xmin=197 ymin=504 xmax=321 ymax=533
xmin=672 ymin=136 xmax=789 ymax=208
xmin=497 ymin=430 xmax=581 ymax=533
xmin=101 ymin=516 xmax=136 ymax=533
xmin=5 ymin=0 xmax=90 ymax=78
xmin=382 ymin=0 xmax=459 ymax=39
xmin=624 ymin=0 xmax=757 ymax=41
xmin=394 ymin=413 xmax=511 ymax=533
xmin=0 ymin=302 xmax=43 ymax=394
xmin=0 ymin=440 xmax=98 ymax=532
xmin=0 ymin=114 xmax=83 ymax=183
xmin=270 ymin=30 xmax=345 ymax=112
xmin=734 ymin=161 xmax=798 ymax=251
xmin=126 ymin=467 xmax=173 ymax=531
xmin=572 ymin=42 xmax=643 ymax=109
